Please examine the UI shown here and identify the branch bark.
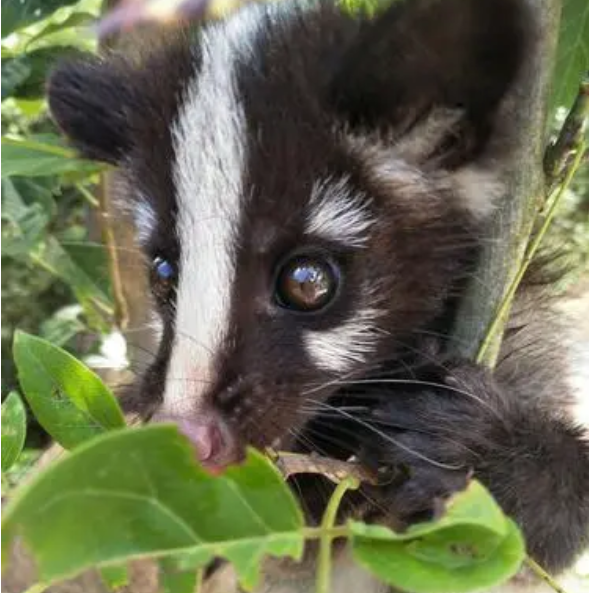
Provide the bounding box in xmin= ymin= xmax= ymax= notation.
xmin=98 ymin=0 xmax=156 ymax=366
xmin=449 ymin=0 xmax=563 ymax=366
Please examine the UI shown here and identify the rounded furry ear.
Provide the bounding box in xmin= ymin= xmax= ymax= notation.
xmin=47 ymin=56 xmax=137 ymax=165
xmin=331 ymin=0 xmax=532 ymax=167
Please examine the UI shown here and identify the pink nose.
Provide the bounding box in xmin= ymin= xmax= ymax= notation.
xmin=152 ymin=412 xmax=235 ymax=471
xmin=175 ymin=419 xmax=223 ymax=463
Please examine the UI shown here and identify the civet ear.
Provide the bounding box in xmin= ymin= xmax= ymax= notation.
xmin=47 ymin=55 xmax=138 ymax=164
xmin=331 ymin=0 xmax=530 ymax=168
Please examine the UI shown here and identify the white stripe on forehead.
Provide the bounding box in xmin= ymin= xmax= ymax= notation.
xmin=306 ymin=177 xmax=375 ymax=247
xmin=163 ymin=11 xmax=261 ymax=414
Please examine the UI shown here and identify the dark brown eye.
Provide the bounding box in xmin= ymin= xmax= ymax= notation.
xmin=275 ymin=256 xmax=339 ymax=312
xmin=151 ymin=256 xmax=176 ymax=301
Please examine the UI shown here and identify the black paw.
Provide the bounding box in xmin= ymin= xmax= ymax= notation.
xmin=360 ymin=432 xmax=471 ymax=527
xmin=356 ymin=361 xmax=499 ymax=526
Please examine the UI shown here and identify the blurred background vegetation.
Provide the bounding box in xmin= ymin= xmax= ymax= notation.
xmin=1 ymin=0 xmax=588 ymax=451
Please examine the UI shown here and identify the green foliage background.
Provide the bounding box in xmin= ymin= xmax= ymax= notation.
xmin=2 ymin=0 xmax=110 ymax=399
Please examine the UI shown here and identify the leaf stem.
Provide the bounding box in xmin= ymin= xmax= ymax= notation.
xmin=315 ymin=477 xmax=359 ymax=593
xmin=75 ymin=183 xmax=100 ymax=208
xmin=22 ymin=584 xmax=48 ymax=593
xmin=302 ymin=526 xmax=350 ymax=540
xmin=476 ymin=140 xmax=586 ymax=364
xmin=525 ymin=557 xmax=571 ymax=593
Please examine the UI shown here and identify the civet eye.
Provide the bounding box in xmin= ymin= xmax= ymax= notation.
xmin=275 ymin=255 xmax=340 ymax=312
xmin=151 ymin=256 xmax=176 ymax=301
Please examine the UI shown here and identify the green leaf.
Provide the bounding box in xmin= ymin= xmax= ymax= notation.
xmin=39 ymin=304 xmax=86 ymax=347
xmin=2 ymin=426 xmax=304 ymax=590
xmin=1 ymin=391 xmax=27 ymax=472
xmin=31 ymin=235 xmax=113 ymax=329
xmin=1 ymin=57 xmax=32 ymax=100
xmin=99 ymin=565 xmax=129 ymax=591
xmin=1 ymin=449 xmax=42 ymax=494
xmin=11 ymin=98 xmax=46 ymax=117
xmin=62 ymin=241 xmax=111 ymax=298
xmin=2 ymin=47 xmax=85 ymax=100
xmin=12 ymin=176 xmax=58 ymax=219
xmin=2 ymin=189 xmax=113 ymax=327
xmin=550 ymin=0 xmax=589 ymax=112
xmin=25 ymin=12 xmax=96 ymax=47
xmin=13 ymin=331 xmax=125 ymax=449
xmin=1 ymin=175 xmax=112 ymax=330
xmin=1 ymin=0 xmax=81 ymax=38
xmin=1 ymin=178 xmax=50 ymax=257
xmin=1 ymin=135 xmax=102 ymax=179
xmin=350 ymin=481 xmax=526 ymax=593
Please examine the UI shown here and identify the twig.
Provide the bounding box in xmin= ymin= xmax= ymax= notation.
xmin=269 ymin=450 xmax=378 ymax=485
xmin=75 ymin=182 xmax=100 ymax=208
xmin=95 ymin=179 xmax=130 ymax=330
xmin=544 ymin=77 xmax=589 ymax=192
xmin=476 ymin=140 xmax=586 ymax=363
xmin=525 ymin=557 xmax=571 ymax=593
xmin=316 ymin=477 xmax=359 ymax=593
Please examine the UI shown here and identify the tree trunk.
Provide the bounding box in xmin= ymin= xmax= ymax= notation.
xmin=450 ymin=0 xmax=562 ymax=365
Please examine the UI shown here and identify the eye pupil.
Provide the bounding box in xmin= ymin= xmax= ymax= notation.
xmin=151 ymin=257 xmax=175 ymax=301
xmin=155 ymin=259 xmax=174 ymax=280
xmin=276 ymin=256 xmax=338 ymax=312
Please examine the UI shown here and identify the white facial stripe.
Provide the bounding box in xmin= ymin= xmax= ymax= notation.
xmin=164 ymin=14 xmax=260 ymax=414
xmin=306 ymin=177 xmax=375 ymax=248
xmin=303 ymin=307 xmax=381 ymax=373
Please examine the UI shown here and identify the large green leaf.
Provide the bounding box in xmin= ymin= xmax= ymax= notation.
xmin=1 ymin=0 xmax=81 ymax=38
xmin=13 ymin=331 xmax=125 ymax=449
xmin=350 ymin=481 xmax=525 ymax=593
xmin=1 ymin=135 xmax=101 ymax=179
xmin=2 ymin=426 xmax=305 ymax=590
xmin=551 ymin=0 xmax=589 ymax=113
xmin=1 ymin=391 xmax=27 ymax=472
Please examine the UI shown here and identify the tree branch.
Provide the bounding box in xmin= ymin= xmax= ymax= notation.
xmin=544 ymin=76 xmax=589 ymax=192
xmin=449 ymin=0 xmax=563 ymax=366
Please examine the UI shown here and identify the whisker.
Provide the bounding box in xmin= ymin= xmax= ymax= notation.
xmin=305 ymin=399 xmax=463 ymax=471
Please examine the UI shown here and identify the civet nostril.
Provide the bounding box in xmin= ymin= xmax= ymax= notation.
xmin=175 ymin=419 xmax=225 ymax=462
